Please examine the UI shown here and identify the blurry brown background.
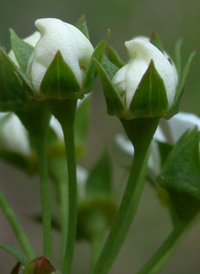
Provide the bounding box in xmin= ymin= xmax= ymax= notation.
xmin=1 ymin=0 xmax=200 ymax=273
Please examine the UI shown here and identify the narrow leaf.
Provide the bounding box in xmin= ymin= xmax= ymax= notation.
xmin=150 ymin=31 xmax=165 ymax=53
xmin=173 ymin=39 xmax=182 ymax=77
xmin=101 ymin=55 xmax=119 ymax=80
xmin=0 ymin=242 xmax=28 ymax=266
xmin=107 ymin=45 xmax=125 ymax=68
xmin=92 ymin=57 xmax=125 ymax=117
xmin=86 ymin=151 xmax=112 ymax=196
xmin=74 ymin=95 xmax=91 ymax=159
xmin=75 ymin=15 xmax=90 ymax=39
xmin=9 ymin=29 xmax=34 ymax=73
xmin=169 ymin=50 xmax=196 ymax=118
xmin=40 ymin=51 xmax=81 ymax=99
xmin=83 ymin=31 xmax=110 ymax=93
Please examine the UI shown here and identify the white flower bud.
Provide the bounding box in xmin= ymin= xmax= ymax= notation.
xmin=112 ymin=37 xmax=178 ymax=109
xmin=27 ymin=18 xmax=94 ymax=91
xmin=8 ymin=31 xmax=41 ymax=66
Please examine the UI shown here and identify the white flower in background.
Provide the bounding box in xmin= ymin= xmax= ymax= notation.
xmin=27 ymin=18 xmax=94 ymax=91
xmin=112 ymin=37 xmax=178 ymax=109
xmin=8 ymin=31 xmax=41 ymax=66
xmin=116 ymin=112 xmax=200 ymax=176
xmin=0 ymin=113 xmax=30 ymax=156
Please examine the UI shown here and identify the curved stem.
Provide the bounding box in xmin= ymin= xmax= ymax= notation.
xmin=92 ymin=117 xmax=159 ymax=274
xmin=49 ymin=157 xmax=69 ymax=266
xmin=0 ymin=186 xmax=34 ymax=260
xmin=34 ymin=136 xmax=52 ymax=260
xmin=61 ymin=118 xmax=77 ymax=274
xmin=51 ymin=99 xmax=78 ymax=274
xmin=92 ymin=146 xmax=150 ymax=274
xmin=137 ymin=221 xmax=189 ymax=274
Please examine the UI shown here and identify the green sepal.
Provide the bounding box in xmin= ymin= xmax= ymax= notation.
xmin=157 ymin=141 xmax=174 ymax=168
xmin=93 ymin=57 xmax=125 ymax=117
xmin=9 ymin=29 xmax=34 ymax=73
xmin=77 ymin=197 xmax=117 ymax=241
xmin=150 ymin=31 xmax=165 ymax=53
xmin=129 ymin=60 xmax=168 ymax=119
xmin=101 ymin=55 xmax=119 ymax=80
xmin=75 ymin=15 xmax=90 ymax=40
xmin=157 ymin=127 xmax=200 ymax=222
xmin=107 ymin=45 xmax=125 ymax=68
xmin=83 ymin=31 xmax=110 ymax=93
xmin=0 ymin=241 xmax=28 ymax=266
xmin=40 ymin=51 xmax=81 ymax=100
xmin=173 ymin=39 xmax=182 ymax=78
xmin=0 ymin=48 xmax=34 ymax=111
xmin=23 ymin=257 xmax=55 ymax=274
xmin=168 ymin=50 xmax=196 ymax=119
xmin=10 ymin=262 xmax=21 ymax=274
xmin=74 ymin=95 xmax=91 ymax=160
xmin=86 ymin=150 xmax=112 ymax=196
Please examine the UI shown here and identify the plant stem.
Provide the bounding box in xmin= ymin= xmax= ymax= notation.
xmin=49 ymin=156 xmax=69 ymax=266
xmin=92 ymin=117 xmax=159 ymax=274
xmin=137 ymin=221 xmax=189 ymax=274
xmin=0 ymin=186 xmax=34 ymax=260
xmin=51 ymin=99 xmax=77 ymax=274
xmin=34 ymin=136 xmax=52 ymax=260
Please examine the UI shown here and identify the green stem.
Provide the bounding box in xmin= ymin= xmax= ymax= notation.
xmin=34 ymin=136 xmax=52 ymax=260
xmin=0 ymin=186 xmax=34 ymax=260
xmin=137 ymin=221 xmax=189 ymax=274
xmin=51 ymin=99 xmax=77 ymax=274
xmin=92 ymin=117 xmax=159 ymax=274
xmin=49 ymin=156 xmax=69 ymax=266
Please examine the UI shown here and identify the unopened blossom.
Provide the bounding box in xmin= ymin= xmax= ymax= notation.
xmin=27 ymin=18 xmax=94 ymax=91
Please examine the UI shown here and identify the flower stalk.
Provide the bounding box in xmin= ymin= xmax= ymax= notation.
xmin=50 ymin=99 xmax=78 ymax=274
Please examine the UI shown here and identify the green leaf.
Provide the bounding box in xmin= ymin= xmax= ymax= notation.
xmin=150 ymin=31 xmax=165 ymax=53
xmin=101 ymin=55 xmax=119 ymax=80
xmin=0 ymin=48 xmax=34 ymax=111
xmin=9 ymin=29 xmax=34 ymax=73
xmin=129 ymin=60 xmax=168 ymax=119
xmin=75 ymin=15 xmax=90 ymax=40
xmin=107 ymin=45 xmax=125 ymax=68
xmin=157 ymin=141 xmax=174 ymax=168
xmin=86 ymin=151 xmax=112 ymax=196
xmin=92 ymin=57 xmax=125 ymax=117
xmin=10 ymin=262 xmax=21 ymax=274
xmin=0 ymin=242 xmax=28 ymax=266
xmin=169 ymin=50 xmax=196 ymax=118
xmin=173 ymin=39 xmax=182 ymax=78
xmin=23 ymin=257 xmax=55 ymax=274
xmin=157 ymin=128 xmax=200 ymax=222
xmin=40 ymin=51 xmax=81 ymax=99
xmin=83 ymin=31 xmax=110 ymax=93
xmin=74 ymin=95 xmax=91 ymax=159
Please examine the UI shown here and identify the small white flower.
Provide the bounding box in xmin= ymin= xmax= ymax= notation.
xmin=8 ymin=31 xmax=41 ymax=66
xmin=27 ymin=18 xmax=94 ymax=91
xmin=112 ymin=37 xmax=178 ymax=109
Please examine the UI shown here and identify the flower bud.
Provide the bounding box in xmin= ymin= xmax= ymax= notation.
xmin=112 ymin=37 xmax=178 ymax=118
xmin=27 ymin=18 xmax=94 ymax=92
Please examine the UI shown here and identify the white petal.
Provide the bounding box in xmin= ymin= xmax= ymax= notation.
xmin=167 ymin=112 xmax=200 ymax=143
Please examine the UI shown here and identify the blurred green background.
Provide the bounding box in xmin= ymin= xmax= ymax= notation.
xmin=1 ymin=0 xmax=200 ymax=273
